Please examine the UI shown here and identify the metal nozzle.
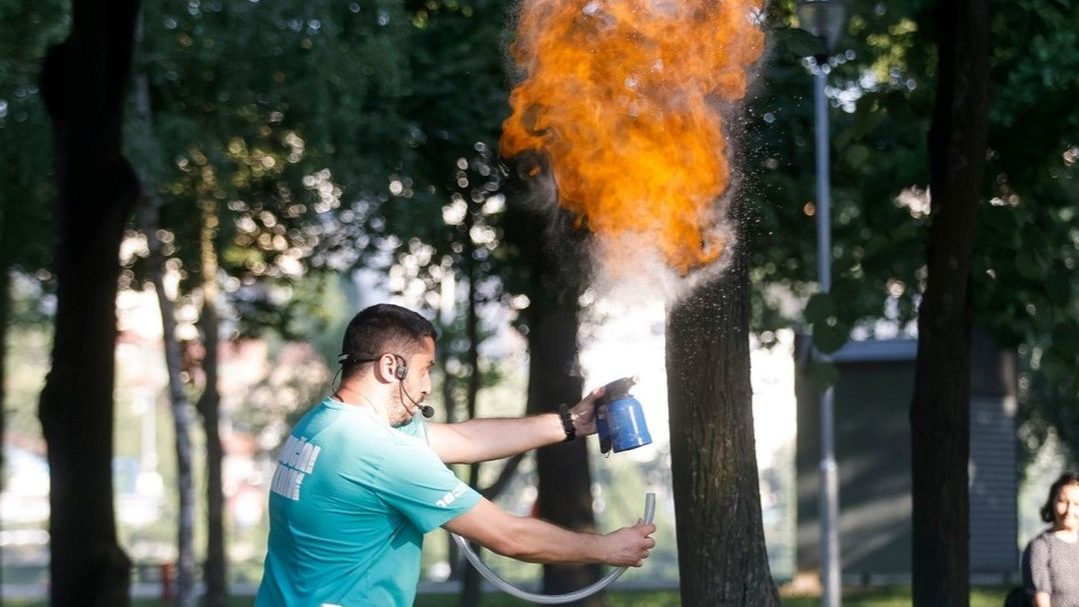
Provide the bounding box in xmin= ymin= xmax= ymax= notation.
xmin=600 ymin=376 xmax=638 ymax=403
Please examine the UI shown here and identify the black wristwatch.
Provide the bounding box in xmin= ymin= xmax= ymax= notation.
xmin=557 ymin=404 xmax=576 ymax=442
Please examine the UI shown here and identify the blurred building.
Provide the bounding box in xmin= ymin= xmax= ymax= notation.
xmin=794 ymin=333 xmax=1019 ymax=584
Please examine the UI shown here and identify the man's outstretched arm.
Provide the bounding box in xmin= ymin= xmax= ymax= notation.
xmin=443 ymin=497 xmax=655 ymax=567
xmin=428 ymin=386 xmax=605 ymax=464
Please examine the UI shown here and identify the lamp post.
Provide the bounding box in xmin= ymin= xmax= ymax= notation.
xmin=795 ymin=1 xmax=846 ymax=607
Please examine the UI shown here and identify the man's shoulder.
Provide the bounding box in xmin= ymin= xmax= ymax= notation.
xmin=295 ymin=400 xmax=384 ymax=441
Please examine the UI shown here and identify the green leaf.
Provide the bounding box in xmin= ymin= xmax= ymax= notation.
xmin=812 ymin=320 xmax=850 ymax=354
xmin=804 ymin=292 xmax=835 ymax=325
xmin=1050 ymin=323 xmax=1079 ymax=353
xmin=1039 ymin=348 xmax=1071 ymax=384
xmin=1045 ymin=268 xmax=1071 ymax=306
xmin=1015 ymin=247 xmax=1050 ymax=281
xmin=846 ymin=144 xmax=870 ymax=169
xmin=775 ymin=26 xmax=826 ymax=58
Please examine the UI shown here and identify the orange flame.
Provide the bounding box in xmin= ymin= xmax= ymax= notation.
xmin=501 ymin=0 xmax=765 ymax=275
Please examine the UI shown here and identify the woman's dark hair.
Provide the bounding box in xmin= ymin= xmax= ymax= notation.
xmin=339 ymin=304 xmax=437 ymax=377
xmin=1040 ymin=471 xmax=1079 ymax=523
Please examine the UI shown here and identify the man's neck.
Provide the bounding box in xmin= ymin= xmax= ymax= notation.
xmin=333 ymin=383 xmax=390 ymax=424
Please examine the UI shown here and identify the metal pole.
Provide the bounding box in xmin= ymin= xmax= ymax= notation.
xmin=813 ymin=57 xmax=841 ymax=607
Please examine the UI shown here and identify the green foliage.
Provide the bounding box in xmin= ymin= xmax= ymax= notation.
xmin=366 ymin=0 xmax=521 ymax=419
xmin=975 ymin=0 xmax=1079 ymax=462
xmin=780 ymin=586 xmax=1010 ymax=607
xmin=743 ymin=0 xmax=1079 ymax=452
xmin=123 ymin=0 xmax=424 ymax=340
xmin=745 ymin=0 xmax=935 ymax=342
xmin=0 ymin=0 xmax=68 ymax=297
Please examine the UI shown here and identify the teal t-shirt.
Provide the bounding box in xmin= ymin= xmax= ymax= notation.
xmin=255 ymin=398 xmax=480 ymax=607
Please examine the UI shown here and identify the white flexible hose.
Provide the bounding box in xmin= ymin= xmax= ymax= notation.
xmin=451 ymin=492 xmax=656 ymax=605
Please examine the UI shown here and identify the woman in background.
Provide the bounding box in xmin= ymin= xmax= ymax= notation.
xmin=1023 ymin=471 xmax=1079 ymax=607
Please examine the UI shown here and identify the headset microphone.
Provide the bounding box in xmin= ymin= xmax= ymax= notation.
xmin=339 ymin=352 xmax=435 ymax=418
xmin=394 ymin=354 xmax=434 ymax=419
xmin=400 ymin=384 xmax=434 ymax=418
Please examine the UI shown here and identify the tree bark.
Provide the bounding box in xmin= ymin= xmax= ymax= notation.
xmin=130 ymin=55 xmax=199 ymax=607
xmin=0 ymin=249 xmax=8 ymax=599
xmin=152 ymin=263 xmax=199 ymax=607
xmin=196 ymin=198 xmax=228 ymax=607
xmin=524 ymin=216 xmax=600 ymax=605
xmin=502 ymin=175 xmax=601 ymax=605
xmin=460 ymin=199 xmax=486 ymax=607
xmin=531 ymin=307 xmax=600 ymax=606
xmin=439 ymin=345 xmax=465 ymax=582
xmin=36 ymin=0 xmax=140 ymax=604
xmin=136 ymin=207 xmax=199 ymax=607
xmin=438 ymin=338 xmax=472 ymax=584
xmin=665 ymin=222 xmax=779 ymax=606
xmin=910 ymin=0 xmax=989 ymax=605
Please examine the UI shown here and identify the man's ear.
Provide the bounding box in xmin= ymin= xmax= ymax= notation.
xmin=372 ymin=353 xmax=396 ymax=383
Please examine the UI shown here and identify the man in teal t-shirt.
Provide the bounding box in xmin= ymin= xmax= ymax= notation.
xmin=256 ymin=399 xmax=479 ymax=606
xmin=256 ymin=304 xmax=656 ymax=607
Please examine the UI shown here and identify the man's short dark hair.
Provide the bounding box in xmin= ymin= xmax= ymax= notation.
xmin=339 ymin=304 xmax=437 ymax=377
xmin=1040 ymin=471 xmax=1079 ymax=523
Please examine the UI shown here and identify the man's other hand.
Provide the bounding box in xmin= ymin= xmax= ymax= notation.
xmin=601 ymin=520 xmax=657 ymax=567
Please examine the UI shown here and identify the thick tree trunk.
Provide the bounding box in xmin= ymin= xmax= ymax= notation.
xmin=910 ymin=0 xmax=989 ymax=605
xmin=0 ymin=257 xmax=7 ymax=598
xmin=531 ymin=307 xmax=600 ymax=606
xmin=0 ymin=271 xmax=6 ymax=453
xmin=36 ymin=0 xmax=140 ymax=604
xmin=1 ymin=194 xmax=9 ymax=493
xmin=503 ymin=180 xmax=600 ymax=606
xmin=527 ymin=235 xmax=599 ymax=605
xmin=665 ymin=225 xmax=779 ymax=606
xmin=196 ymin=199 xmax=228 ymax=607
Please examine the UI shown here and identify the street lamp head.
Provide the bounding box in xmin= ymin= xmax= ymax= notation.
xmin=796 ymin=0 xmax=846 ymax=56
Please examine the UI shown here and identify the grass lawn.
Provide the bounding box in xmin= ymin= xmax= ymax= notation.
xmin=780 ymin=586 xmax=1010 ymax=606
xmin=420 ymin=587 xmax=1010 ymax=606
xmin=3 ymin=586 xmax=1012 ymax=606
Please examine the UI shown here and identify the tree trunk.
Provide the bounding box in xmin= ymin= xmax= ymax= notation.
xmin=196 ymin=198 xmax=228 ymax=607
xmin=36 ymin=0 xmax=140 ymax=603
xmin=457 ymin=198 xmax=487 ymax=603
xmin=910 ymin=0 xmax=989 ymax=605
xmin=503 ymin=177 xmax=600 ymax=605
xmin=460 ymin=201 xmax=486 ymax=607
xmin=665 ymin=223 xmax=779 ymax=606
xmin=130 ymin=55 xmax=199 ymax=607
xmin=438 ymin=334 xmax=477 ymax=586
xmin=0 ymin=252 xmax=8 ymax=599
xmin=527 ymin=230 xmax=600 ymax=604
xmin=439 ymin=345 xmax=464 ymax=581
xmin=531 ymin=308 xmax=600 ymax=606
xmin=152 ymin=264 xmax=199 ymax=607
xmin=136 ymin=211 xmax=199 ymax=607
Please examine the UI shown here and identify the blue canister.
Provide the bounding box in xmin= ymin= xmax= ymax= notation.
xmin=597 ymin=395 xmax=653 ymax=454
